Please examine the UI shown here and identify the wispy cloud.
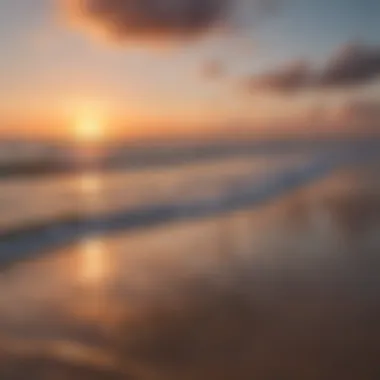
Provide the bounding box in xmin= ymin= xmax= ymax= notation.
xmin=243 ymin=60 xmax=311 ymax=93
xmin=242 ymin=42 xmax=380 ymax=94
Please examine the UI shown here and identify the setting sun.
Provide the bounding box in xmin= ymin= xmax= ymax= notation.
xmin=74 ymin=112 xmax=105 ymax=143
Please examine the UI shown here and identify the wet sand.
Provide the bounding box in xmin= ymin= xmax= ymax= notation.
xmin=0 ymin=163 xmax=379 ymax=379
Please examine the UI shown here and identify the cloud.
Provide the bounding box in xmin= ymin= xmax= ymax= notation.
xmin=243 ymin=42 xmax=380 ymax=93
xmin=243 ymin=60 xmax=311 ymax=93
xmin=320 ymin=43 xmax=380 ymax=87
xmin=64 ymin=0 xmax=229 ymax=42
xmin=62 ymin=0 xmax=282 ymax=44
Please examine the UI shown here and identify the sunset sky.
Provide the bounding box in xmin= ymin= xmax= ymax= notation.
xmin=0 ymin=0 xmax=379 ymax=141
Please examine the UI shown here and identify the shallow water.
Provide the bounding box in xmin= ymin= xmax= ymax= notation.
xmin=0 ymin=153 xmax=306 ymax=232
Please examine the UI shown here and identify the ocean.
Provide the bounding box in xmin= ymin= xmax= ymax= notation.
xmin=0 ymin=138 xmax=379 ymax=379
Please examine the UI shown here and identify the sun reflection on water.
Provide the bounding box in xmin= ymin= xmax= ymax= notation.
xmin=79 ymin=239 xmax=109 ymax=285
xmin=79 ymin=172 xmax=102 ymax=197
xmin=76 ymin=171 xmax=105 ymax=217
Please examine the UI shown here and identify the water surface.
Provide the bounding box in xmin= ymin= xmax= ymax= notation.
xmin=0 ymin=161 xmax=379 ymax=379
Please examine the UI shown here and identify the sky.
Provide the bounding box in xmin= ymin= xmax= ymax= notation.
xmin=0 ymin=0 xmax=379 ymax=141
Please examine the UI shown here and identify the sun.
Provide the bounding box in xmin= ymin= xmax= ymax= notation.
xmin=74 ymin=112 xmax=105 ymax=144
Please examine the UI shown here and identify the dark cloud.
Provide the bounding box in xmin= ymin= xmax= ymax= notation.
xmin=64 ymin=0 xmax=229 ymax=42
xmin=244 ymin=42 xmax=380 ymax=93
xmin=63 ymin=0 xmax=282 ymax=43
xmin=320 ymin=43 xmax=380 ymax=87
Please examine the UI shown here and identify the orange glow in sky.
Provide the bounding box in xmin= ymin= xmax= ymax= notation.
xmin=67 ymin=99 xmax=109 ymax=144
xmin=73 ymin=110 xmax=105 ymax=143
